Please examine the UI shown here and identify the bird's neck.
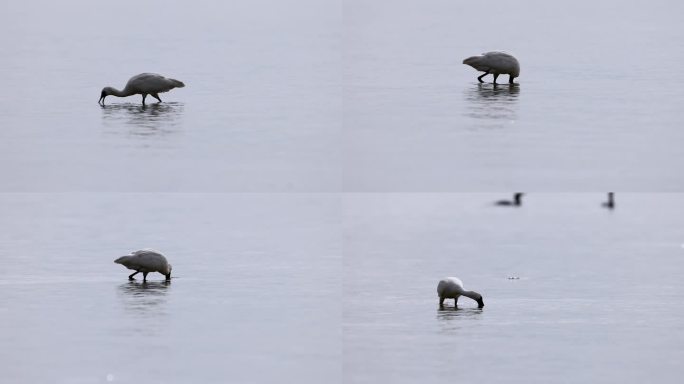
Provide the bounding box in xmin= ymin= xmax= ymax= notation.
xmin=110 ymin=87 xmax=134 ymax=97
xmin=461 ymin=291 xmax=480 ymax=300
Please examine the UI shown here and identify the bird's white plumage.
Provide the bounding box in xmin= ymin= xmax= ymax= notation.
xmin=99 ymin=73 xmax=185 ymax=105
xmin=463 ymin=51 xmax=520 ymax=83
xmin=437 ymin=277 xmax=484 ymax=308
xmin=115 ymin=249 xmax=172 ymax=278
xmin=123 ymin=73 xmax=184 ymax=94
xmin=437 ymin=277 xmax=465 ymax=298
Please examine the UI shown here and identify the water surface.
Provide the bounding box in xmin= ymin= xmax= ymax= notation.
xmin=343 ymin=193 xmax=684 ymax=383
xmin=0 ymin=194 xmax=341 ymax=383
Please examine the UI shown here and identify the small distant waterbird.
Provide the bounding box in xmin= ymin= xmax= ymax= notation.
xmin=602 ymin=192 xmax=615 ymax=209
xmin=437 ymin=277 xmax=484 ymax=308
xmin=99 ymin=73 xmax=185 ymax=106
xmin=115 ymin=249 xmax=172 ymax=282
xmin=495 ymin=193 xmax=524 ymax=207
xmin=463 ymin=51 xmax=520 ymax=84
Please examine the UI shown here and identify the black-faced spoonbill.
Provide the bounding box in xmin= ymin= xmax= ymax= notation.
xmin=99 ymin=73 xmax=185 ymax=106
xmin=495 ymin=193 xmax=524 ymax=207
xmin=114 ymin=249 xmax=172 ymax=282
xmin=437 ymin=277 xmax=484 ymax=308
xmin=463 ymin=51 xmax=520 ymax=84
xmin=602 ymin=192 xmax=615 ymax=209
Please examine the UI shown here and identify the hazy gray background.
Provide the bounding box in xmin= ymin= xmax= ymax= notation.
xmin=1 ymin=0 xmax=683 ymax=383
xmin=0 ymin=194 xmax=341 ymax=383
xmin=343 ymin=0 xmax=684 ymax=190
xmin=0 ymin=0 xmax=341 ymax=192
xmin=1 ymin=0 xmax=683 ymax=191
xmin=344 ymin=193 xmax=684 ymax=383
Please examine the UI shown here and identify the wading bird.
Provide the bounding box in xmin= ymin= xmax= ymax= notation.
xmin=115 ymin=249 xmax=172 ymax=282
xmin=463 ymin=51 xmax=520 ymax=84
xmin=495 ymin=193 xmax=524 ymax=207
xmin=602 ymin=192 xmax=615 ymax=209
xmin=99 ymin=73 xmax=185 ymax=106
xmin=437 ymin=277 xmax=484 ymax=308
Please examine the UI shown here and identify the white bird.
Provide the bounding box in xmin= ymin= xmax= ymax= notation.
xmin=602 ymin=192 xmax=615 ymax=209
xmin=495 ymin=192 xmax=524 ymax=207
xmin=463 ymin=51 xmax=520 ymax=84
xmin=437 ymin=277 xmax=484 ymax=308
xmin=114 ymin=249 xmax=172 ymax=282
xmin=99 ymin=73 xmax=185 ymax=106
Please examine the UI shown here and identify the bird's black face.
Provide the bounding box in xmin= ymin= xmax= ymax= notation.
xmin=477 ymin=297 xmax=485 ymax=308
xmin=98 ymin=90 xmax=107 ymax=105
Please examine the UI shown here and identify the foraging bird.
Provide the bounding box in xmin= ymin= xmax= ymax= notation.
xmin=463 ymin=51 xmax=520 ymax=84
xmin=495 ymin=193 xmax=524 ymax=207
xmin=114 ymin=249 xmax=172 ymax=282
xmin=437 ymin=277 xmax=484 ymax=308
xmin=99 ymin=73 xmax=185 ymax=106
xmin=602 ymin=192 xmax=615 ymax=209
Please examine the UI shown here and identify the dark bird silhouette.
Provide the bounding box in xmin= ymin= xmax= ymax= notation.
xmin=602 ymin=192 xmax=615 ymax=209
xmin=495 ymin=193 xmax=524 ymax=207
xmin=99 ymin=73 xmax=185 ymax=106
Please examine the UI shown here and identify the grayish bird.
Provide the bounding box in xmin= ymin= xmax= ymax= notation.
xmin=114 ymin=249 xmax=172 ymax=282
xmin=99 ymin=73 xmax=185 ymax=106
xmin=602 ymin=192 xmax=615 ymax=209
xmin=495 ymin=192 xmax=524 ymax=207
xmin=463 ymin=51 xmax=520 ymax=84
xmin=437 ymin=277 xmax=484 ymax=308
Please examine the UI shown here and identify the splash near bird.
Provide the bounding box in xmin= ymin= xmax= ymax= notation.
xmin=463 ymin=51 xmax=520 ymax=84
xmin=99 ymin=73 xmax=185 ymax=106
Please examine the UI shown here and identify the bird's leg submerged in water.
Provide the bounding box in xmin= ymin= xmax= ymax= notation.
xmin=493 ymin=73 xmax=500 ymax=84
xmin=142 ymin=271 xmax=149 ymax=282
xmin=439 ymin=297 xmax=445 ymax=308
xmin=165 ymin=273 xmax=171 ymax=281
xmin=454 ymin=296 xmax=459 ymax=308
xmin=128 ymin=271 xmax=139 ymax=280
xmin=141 ymin=94 xmax=147 ymax=106
xmin=509 ymin=75 xmax=515 ymax=84
xmin=477 ymin=71 xmax=489 ymax=83
xmin=151 ymin=93 xmax=162 ymax=103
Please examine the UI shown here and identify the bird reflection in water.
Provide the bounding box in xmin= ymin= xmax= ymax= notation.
xmin=463 ymin=83 xmax=520 ymax=126
xmin=436 ymin=306 xmax=483 ymax=332
xmin=101 ymin=102 xmax=184 ymax=137
xmin=117 ymin=280 xmax=171 ymax=317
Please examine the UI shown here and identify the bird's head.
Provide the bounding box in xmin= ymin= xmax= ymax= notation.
xmin=164 ymin=264 xmax=173 ymax=281
xmin=99 ymin=87 xmax=114 ymax=105
xmin=114 ymin=255 xmax=131 ymax=267
xmin=476 ymin=294 xmax=484 ymax=308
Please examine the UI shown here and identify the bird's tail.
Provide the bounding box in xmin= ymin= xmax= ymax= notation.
xmin=170 ymin=79 xmax=185 ymax=88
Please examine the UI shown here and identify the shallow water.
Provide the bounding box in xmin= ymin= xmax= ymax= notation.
xmin=343 ymin=193 xmax=684 ymax=383
xmin=0 ymin=194 xmax=341 ymax=383
xmin=2 ymin=0 xmax=684 ymax=382
xmin=343 ymin=0 xmax=684 ymax=190
xmin=0 ymin=0 xmax=341 ymax=192
xmin=1 ymin=0 xmax=683 ymax=191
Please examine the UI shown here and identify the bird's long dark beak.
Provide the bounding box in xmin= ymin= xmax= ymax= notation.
xmin=98 ymin=95 xmax=105 ymax=106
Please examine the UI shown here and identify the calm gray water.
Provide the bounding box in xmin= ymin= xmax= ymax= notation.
xmin=2 ymin=0 xmax=684 ymax=383
xmin=0 ymin=194 xmax=341 ymax=383
xmin=343 ymin=194 xmax=684 ymax=383
xmin=343 ymin=0 xmax=684 ymax=190
xmin=1 ymin=0 xmax=683 ymax=191
xmin=0 ymin=0 xmax=341 ymax=192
